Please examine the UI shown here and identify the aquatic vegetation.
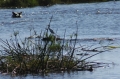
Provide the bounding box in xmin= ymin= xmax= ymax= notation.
xmin=0 ymin=17 xmax=115 ymax=75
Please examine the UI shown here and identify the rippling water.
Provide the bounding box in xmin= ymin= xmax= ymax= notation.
xmin=0 ymin=1 xmax=120 ymax=79
xmin=1 ymin=1 xmax=120 ymax=39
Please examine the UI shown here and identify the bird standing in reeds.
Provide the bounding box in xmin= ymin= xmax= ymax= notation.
xmin=48 ymin=25 xmax=55 ymax=34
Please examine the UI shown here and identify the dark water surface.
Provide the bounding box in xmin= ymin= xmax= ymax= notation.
xmin=0 ymin=1 xmax=120 ymax=79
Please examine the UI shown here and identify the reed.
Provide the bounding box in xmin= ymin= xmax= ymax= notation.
xmin=0 ymin=17 xmax=115 ymax=75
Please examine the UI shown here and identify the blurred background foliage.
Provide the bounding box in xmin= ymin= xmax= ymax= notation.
xmin=0 ymin=0 xmax=110 ymax=8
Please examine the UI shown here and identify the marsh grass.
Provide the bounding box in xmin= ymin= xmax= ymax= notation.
xmin=0 ymin=18 xmax=115 ymax=75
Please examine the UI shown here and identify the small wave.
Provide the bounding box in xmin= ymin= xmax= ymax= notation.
xmin=84 ymin=8 xmax=120 ymax=15
xmin=64 ymin=37 xmax=118 ymax=42
xmin=1 ymin=19 xmax=35 ymax=25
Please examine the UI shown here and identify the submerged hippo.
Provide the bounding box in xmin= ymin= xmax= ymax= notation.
xmin=12 ymin=12 xmax=22 ymax=18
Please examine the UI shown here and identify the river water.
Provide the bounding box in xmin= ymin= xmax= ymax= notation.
xmin=0 ymin=1 xmax=120 ymax=79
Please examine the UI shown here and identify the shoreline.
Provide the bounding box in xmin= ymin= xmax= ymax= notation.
xmin=0 ymin=0 xmax=111 ymax=8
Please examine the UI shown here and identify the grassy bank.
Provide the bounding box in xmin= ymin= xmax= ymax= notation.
xmin=0 ymin=17 xmax=115 ymax=75
xmin=0 ymin=0 xmax=109 ymax=8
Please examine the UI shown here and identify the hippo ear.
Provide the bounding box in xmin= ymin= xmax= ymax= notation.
xmin=18 ymin=12 xmax=22 ymax=15
xmin=12 ymin=12 xmax=18 ymax=15
xmin=19 ymin=12 xmax=22 ymax=14
xmin=12 ymin=12 xmax=16 ymax=15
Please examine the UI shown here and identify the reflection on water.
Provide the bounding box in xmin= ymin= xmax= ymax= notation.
xmin=0 ymin=1 xmax=120 ymax=79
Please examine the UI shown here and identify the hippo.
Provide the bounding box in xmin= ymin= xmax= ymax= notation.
xmin=12 ymin=12 xmax=22 ymax=18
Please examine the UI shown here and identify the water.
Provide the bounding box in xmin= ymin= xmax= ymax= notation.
xmin=0 ymin=1 xmax=120 ymax=79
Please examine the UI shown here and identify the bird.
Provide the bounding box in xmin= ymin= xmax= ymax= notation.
xmin=12 ymin=12 xmax=22 ymax=18
xmin=48 ymin=26 xmax=55 ymax=34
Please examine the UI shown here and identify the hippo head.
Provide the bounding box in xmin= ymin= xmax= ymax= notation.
xmin=12 ymin=12 xmax=22 ymax=18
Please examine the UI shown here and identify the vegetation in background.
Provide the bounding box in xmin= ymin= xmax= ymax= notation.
xmin=0 ymin=16 xmax=115 ymax=75
xmin=0 ymin=0 xmax=111 ymax=8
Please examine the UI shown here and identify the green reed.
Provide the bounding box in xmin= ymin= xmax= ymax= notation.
xmin=0 ymin=17 xmax=115 ymax=75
